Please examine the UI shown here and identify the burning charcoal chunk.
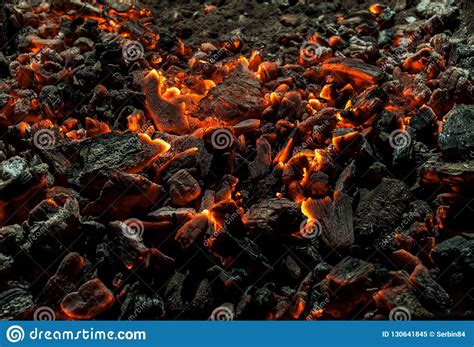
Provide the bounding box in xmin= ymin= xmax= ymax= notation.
xmin=197 ymin=65 xmax=263 ymax=124
xmin=153 ymin=134 xmax=212 ymax=181
xmin=332 ymin=130 xmax=363 ymax=154
xmin=243 ymin=198 xmax=301 ymax=240
xmin=290 ymin=272 xmax=312 ymax=319
xmin=313 ymin=262 xmax=333 ymax=282
xmin=327 ymin=256 xmax=374 ymax=288
xmin=256 ymin=61 xmax=281 ymax=84
xmin=307 ymin=287 xmax=329 ymax=320
xmin=419 ymin=156 xmax=474 ymax=190
xmin=232 ymin=119 xmax=261 ymax=136
xmin=402 ymin=48 xmax=444 ymax=77
xmin=143 ymin=70 xmax=189 ymax=135
xmin=267 ymin=288 xmax=293 ymax=320
xmin=323 ymin=288 xmax=371 ymax=319
xmin=431 ymin=235 xmax=474 ymax=289
xmin=210 ymin=200 xmax=245 ymax=237
xmin=0 ymin=224 xmax=25 ymax=255
xmin=409 ymin=105 xmax=436 ymax=134
xmin=83 ymin=172 xmax=163 ymax=219
xmin=169 ymin=169 xmax=201 ymax=206
xmin=302 ymin=192 xmax=354 ymax=249
xmin=277 ymin=91 xmax=303 ymax=119
xmin=148 ymin=207 xmax=195 ymax=224
xmin=37 ymin=252 xmax=84 ymax=307
xmin=282 ymin=153 xmax=310 ymax=184
xmin=354 ymin=178 xmax=411 ymax=239
xmin=306 ymin=171 xmax=330 ymax=197
xmin=26 ymin=198 xmax=80 ymax=261
xmin=438 ymin=104 xmax=474 ymax=159
xmin=164 ymin=271 xmax=187 ymax=317
xmin=340 ymin=86 xmax=388 ymax=125
xmin=0 ymin=288 xmax=34 ymax=320
xmin=249 ymin=136 xmax=272 ymax=180
xmin=390 ymin=250 xmax=421 ymax=273
xmin=108 ymin=222 xmax=149 ymax=269
xmin=147 ymin=248 xmax=176 ymax=274
xmin=374 ymin=284 xmax=434 ymax=318
xmin=428 ymin=88 xmax=453 ymax=117
xmin=409 ymin=265 xmax=452 ymax=312
xmin=16 ymin=65 xmax=34 ymax=89
xmin=20 ymin=35 xmax=65 ymax=53
xmin=322 ymin=57 xmax=381 ymax=85
xmin=175 ymin=211 xmax=209 ymax=249
xmin=73 ymin=132 xmax=169 ymax=184
xmin=61 ymin=278 xmax=115 ymax=319
xmin=215 ymin=175 xmax=239 ymax=203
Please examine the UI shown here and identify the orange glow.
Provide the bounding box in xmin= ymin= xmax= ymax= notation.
xmin=322 ymin=61 xmax=378 ymax=84
xmin=291 ymin=300 xmax=306 ymax=319
xmin=369 ymin=3 xmax=384 ymax=14
xmin=319 ymin=85 xmax=333 ymax=100
xmin=204 ymin=5 xmax=217 ymax=14
xmin=273 ymin=138 xmax=294 ymax=165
